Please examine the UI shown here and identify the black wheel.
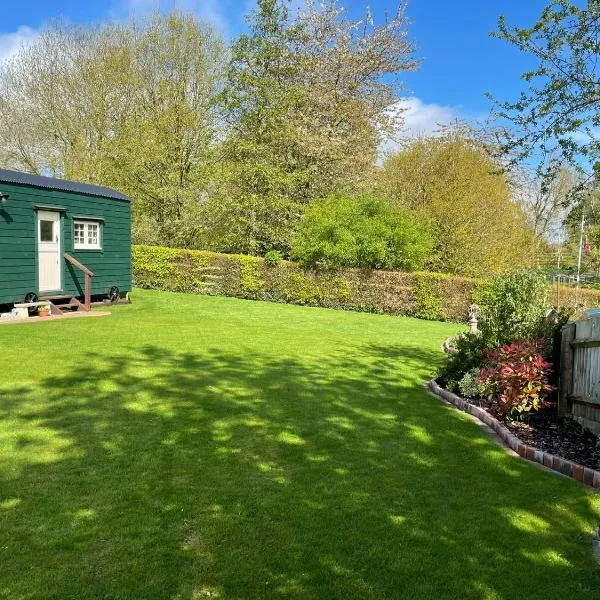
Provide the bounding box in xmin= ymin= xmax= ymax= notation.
xmin=23 ymin=292 xmax=38 ymax=315
xmin=108 ymin=286 xmax=120 ymax=303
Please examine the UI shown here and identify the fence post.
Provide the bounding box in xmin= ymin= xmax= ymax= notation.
xmin=558 ymin=322 xmax=576 ymax=417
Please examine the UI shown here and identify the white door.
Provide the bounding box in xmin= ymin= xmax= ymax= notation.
xmin=37 ymin=210 xmax=61 ymax=292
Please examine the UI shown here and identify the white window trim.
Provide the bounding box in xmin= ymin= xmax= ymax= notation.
xmin=73 ymin=219 xmax=102 ymax=250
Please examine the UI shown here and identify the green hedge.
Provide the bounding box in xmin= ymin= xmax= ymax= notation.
xmin=133 ymin=245 xmax=483 ymax=321
xmin=132 ymin=245 xmax=600 ymax=322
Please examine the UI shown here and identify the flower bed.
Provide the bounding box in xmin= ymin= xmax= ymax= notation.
xmin=427 ymin=379 xmax=600 ymax=488
xmin=435 ymin=268 xmax=600 ymax=486
xmin=504 ymin=417 xmax=600 ymax=470
xmin=463 ymin=391 xmax=600 ymax=470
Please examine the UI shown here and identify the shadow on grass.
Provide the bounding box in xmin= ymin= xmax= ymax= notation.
xmin=1 ymin=342 xmax=599 ymax=599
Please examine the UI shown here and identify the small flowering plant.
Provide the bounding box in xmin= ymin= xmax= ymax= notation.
xmin=477 ymin=340 xmax=552 ymax=419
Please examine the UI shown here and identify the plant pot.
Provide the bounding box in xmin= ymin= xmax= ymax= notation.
xmin=38 ymin=310 xmax=50 ymax=318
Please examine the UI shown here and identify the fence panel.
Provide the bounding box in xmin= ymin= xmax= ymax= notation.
xmin=560 ymin=318 xmax=600 ymax=433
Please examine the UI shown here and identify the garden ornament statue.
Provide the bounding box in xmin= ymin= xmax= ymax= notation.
xmin=468 ymin=304 xmax=481 ymax=333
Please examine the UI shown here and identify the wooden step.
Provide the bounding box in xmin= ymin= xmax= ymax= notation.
xmin=49 ymin=302 xmax=65 ymax=316
xmin=39 ymin=295 xmax=74 ymax=301
xmin=69 ymin=297 xmax=90 ymax=312
xmin=61 ymin=303 xmax=80 ymax=311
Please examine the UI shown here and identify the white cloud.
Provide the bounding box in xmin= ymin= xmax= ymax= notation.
xmin=394 ymin=97 xmax=459 ymax=138
xmin=379 ymin=97 xmax=462 ymax=159
xmin=110 ymin=0 xmax=230 ymax=35
xmin=195 ymin=0 xmax=230 ymax=33
xmin=0 ymin=26 xmax=39 ymax=64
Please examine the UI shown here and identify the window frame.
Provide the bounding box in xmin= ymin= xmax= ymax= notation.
xmin=73 ymin=219 xmax=102 ymax=251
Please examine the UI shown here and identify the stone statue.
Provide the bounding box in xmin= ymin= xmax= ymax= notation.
xmin=468 ymin=304 xmax=481 ymax=333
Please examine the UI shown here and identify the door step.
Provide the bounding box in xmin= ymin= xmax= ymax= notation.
xmin=39 ymin=295 xmax=74 ymax=301
xmin=67 ymin=297 xmax=90 ymax=312
xmin=38 ymin=296 xmax=89 ymax=313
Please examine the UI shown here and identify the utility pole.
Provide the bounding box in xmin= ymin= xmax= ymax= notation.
xmin=576 ymin=212 xmax=585 ymax=288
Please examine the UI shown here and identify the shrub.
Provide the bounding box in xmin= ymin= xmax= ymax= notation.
xmin=264 ymin=250 xmax=283 ymax=266
xmin=413 ymin=273 xmax=446 ymax=320
xmin=478 ymin=340 xmax=552 ymax=419
xmin=238 ymin=255 xmax=264 ymax=294
xmin=437 ymin=331 xmax=490 ymax=389
xmin=132 ymin=245 xmax=180 ymax=283
xmin=279 ymin=271 xmax=321 ymax=305
xmin=291 ymin=192 xmax=434 ymax=270
xmin=458 ymin=368 xmax=481 ymax=399
xmin=475 ymin=268 xmax=551 ymax=345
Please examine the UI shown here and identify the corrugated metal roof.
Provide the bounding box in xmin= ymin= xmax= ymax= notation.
xmin=0 ymin=168 xmax=130 ymax=202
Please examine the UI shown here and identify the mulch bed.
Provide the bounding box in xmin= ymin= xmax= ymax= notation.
xmin=462 ymin=388 xmax=600 ymax=470
xmin=430 ymin=379 xmax=600 ymax=486
xmin=502 ymin=413 xmax=600 ymax=471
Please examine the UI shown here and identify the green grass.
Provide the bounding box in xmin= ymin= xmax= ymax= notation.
xmin=1 ymin=289 xmax=600 ymax=599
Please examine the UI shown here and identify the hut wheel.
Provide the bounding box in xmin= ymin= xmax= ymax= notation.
xmin=108 ymin=286 xmax=120 ymax=303
xmin=23 ymin=292 xmax=38 ymax=315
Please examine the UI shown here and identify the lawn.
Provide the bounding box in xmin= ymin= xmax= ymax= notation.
xmin=1 ymin=289 xmax=599 ymax=599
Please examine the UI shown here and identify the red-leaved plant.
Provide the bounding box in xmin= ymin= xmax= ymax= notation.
xmin=477 ymin=340 xmax=552 ymax=419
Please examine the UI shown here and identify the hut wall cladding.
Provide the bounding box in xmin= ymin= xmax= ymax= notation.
xmin=560 ymin=318 xmax=600 ymax=434
xmin=0 ymin=181 xmax=131 ymax=304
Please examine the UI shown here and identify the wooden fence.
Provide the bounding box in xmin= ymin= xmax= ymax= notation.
xmin=559 ymin=318 xmax=600 ymax=433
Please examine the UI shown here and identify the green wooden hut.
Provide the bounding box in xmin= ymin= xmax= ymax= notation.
xmin=0 ymin=169 xmax=131 ymax=311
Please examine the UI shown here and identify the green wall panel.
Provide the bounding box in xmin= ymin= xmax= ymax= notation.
xmin=0 ymin=180 xmax=131 ymax=304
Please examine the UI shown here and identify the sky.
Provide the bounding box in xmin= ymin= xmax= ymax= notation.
xmin=0 ymin=0 xmax=550 ymax=137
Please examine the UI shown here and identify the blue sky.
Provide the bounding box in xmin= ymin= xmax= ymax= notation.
xmin=0 ymin=0 xmax=549 ymax=136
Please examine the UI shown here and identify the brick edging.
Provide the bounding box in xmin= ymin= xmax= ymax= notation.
xmin=426 ymin=379 xmax=600 ymax=489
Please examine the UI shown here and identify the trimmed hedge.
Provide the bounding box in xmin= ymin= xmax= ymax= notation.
xmin=132 ymin=245 xmax=600 ymax=322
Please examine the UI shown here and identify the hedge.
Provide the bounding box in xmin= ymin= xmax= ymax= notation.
xmin=132 ymin=245 xmax=600 ymax=322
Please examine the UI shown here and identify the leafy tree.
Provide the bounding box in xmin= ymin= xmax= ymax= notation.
xmin=513 ymin=162 xmax=578 ymax=244
xmin=0 ymin=11 xmax=226 ymax=246
xmin=561 ymin=182 xmax=600 ymax=272
xmin=113 ymin=12 xmax=226 ymax=246
xmin=208 ymin=0 xmax=418 ymax=255
xmin=291 ymin=193 xmax=433 ymax=270
xmin=195 ymin=188 xmax=302 ymax=256
xmin=581 ymin=223 xmax=600 ymax=275
xmin=490 ymin=0 xmax=600 ymax=177
xmin=380 ymin=131 xmax=537 ymax=277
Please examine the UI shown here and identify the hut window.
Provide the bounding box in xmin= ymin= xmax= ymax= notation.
xmin=74 ymin=220 xmax=101 ymax=250
xmin=40 ymin=220 xmax=54 ymax=242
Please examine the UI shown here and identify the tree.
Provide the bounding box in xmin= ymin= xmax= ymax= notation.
xmin=114 ymin=12 xmax=226 ymax=246
xmin=561 ymin=182 xmax=600 ymax=272
xmin=490 ymin=0 xmax=600 ymax=177
xmin=194 ymin=188 xmax=301 ymax=256
xmin=380 ymin=131 xmax=536 ymax=277
xmin=511 ymin=162 xmax=578 ymax=263
xmin=0 ymin=12 xmax=227 ymax=246
xmin=206 ymin=0 xmax=418 ymax=255
xmin=291 ymin=192 xmax=433 ymax=270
